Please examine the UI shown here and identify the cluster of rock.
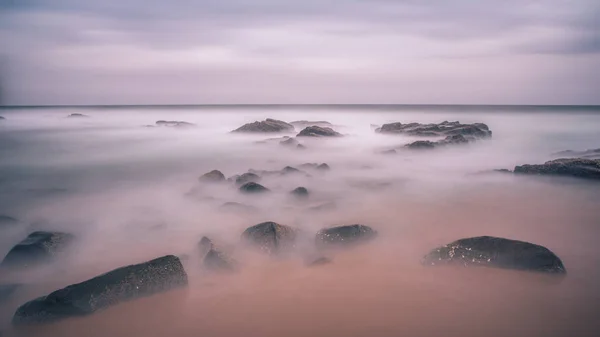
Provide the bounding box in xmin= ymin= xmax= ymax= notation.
xmin=231 ymin=118 xmax=343 ymax=139
xmin=376 ymin=120 xmax=491 ymax=138
xmin=513 ymin=158 xmax=600 ymax=180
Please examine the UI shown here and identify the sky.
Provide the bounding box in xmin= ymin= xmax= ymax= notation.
xmin=1 ymin=0 xmax=599 ymax=105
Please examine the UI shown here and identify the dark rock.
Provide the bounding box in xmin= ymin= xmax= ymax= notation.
xmin=12 ymin=255 xmax=188 ymax=325
xmin=156 ymin=120 xmax=195 ymax=127
xmin=422 ymin=236 xmax=566 ymax=274
xmin=0 ymin=284 xmax=21 ymax=303
xmin=378 ymin=121 xmax=491 ymax=138
xmin=204 ymin=248 xmax=237 ymax=272
xmin=241 ymin=222 xmax=297 ymax=254
xmin=296 ymin=126 xmax=342 ymax=137
xmin=281 ymin=166 xmax=302 ymax=175
xmin=440 ymin=134 xmax=471 ymax=145
xmin=235 ymin=172 xmax=261 ymax=185
xmin=219 ymin=202 xmax=258 ymax=213
xmin=0 ymin=116 xmax=6 ymax=120
xmin=198 ymin=236 xmax=214 ymax=256
xmin=0 ymin=215 xmax=19 ymax=228
xmin=290 ymin=120 xmax=333 ymax=129
xmin=1 ymin=231 xmax=74 ymax=268
xmin=279 ymin=138 xmax=299 ymax=147
xmin=316 ymin=225 xmax=377 ymax=248
xmin=239 ymin=182 xmax=270 ymax=193
xmin=552 ymin=148 xmax=600 ymax=160
xmin=199 ymin=170 xmax=226 ymax=183
xmin=405 ymin=141 xmax=436 ymax=150
xmin=227 ymin=175 xmax=240 ymax=183
xmin=232 ymin=119 xmax=294 ymax=133
xmin=317 ymin=163 xmax=330 ymax=171
xmin=307 ymin=256 xmax=332 ymax=266
xmin=290 ymin=187 xmax=309 ymax=198
xmin=67 ymin=113 xmax=88 ymax=118
xmin=514 ymin=158 xmax=600 ymax=180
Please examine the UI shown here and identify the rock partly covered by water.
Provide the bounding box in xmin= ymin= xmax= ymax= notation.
xmin=12 ymin=255 xmax=188 ymax=325
xmin=0 ymin=116 xmax=6 ymax=120
xmin=67 ymin=113 xmax=89 ymax=118
xmin=315 ymin=225 xmax=377 ymax=247
xmin=219 ymin=202 xmax=258 ymax=213
xmin=290 ymin=187 xmax=309 ymax=198
xmin=378 ymin=121 xmax=491 ymax=138
xmin=239 ymin=182 xmax=270 ymax=193
xmin=514 ymin=158 xmax=600 ymax=180
xmin=0 ymin=215 xmax=19 ymax=228
xmin=0 ymin=284 xmax=21 ymax=303
xmin=235 ymin=172 xmax=261 ymax=185
xmin=232 ymin=119 xmax=294 ymax=133
xmin=199 ymin=170 xmax=226 ymax=183
xmin=290 ymin=121 xmax=333 ymax=129
xmin=156 ymin=120 xmax=195 ymax=128
xmin=299 ymin=163 xmax=330 ymax=171
xmin=422 ymin=236 xmax=566 ymax=274
xmin=404 ymin=134 xmax=473 ymax=150
xmin=296 ymin=126 xmax=342 ymax=137
xmin=199 ymin=237 xmax=237 ymax=272
xmin=279 ymin=137 xmax=299 ymax=147
xmin=241 ymin=221 xmax=297 ymax=254
xmin=1 ymin=231 xmax=74 ymax=268
xmin=552 ymin=148 xmax=600 ymax=160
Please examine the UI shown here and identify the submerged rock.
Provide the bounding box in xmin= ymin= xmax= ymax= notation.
xmin=235 ymin=172 xmax=261 ymax=185
xmin=422 ymin=236 xmax=566 ymax=274
xmin=199 ymin=170 xmax=226 ymax=183
xmin=67 ymin=113 xmax=89 ymax=118
xmin=12 ymin=255 xmax=188 ymax=325
xmin=316 ymin=225 xmax=377 ymax=248
xmin=297 ymin=144 xmax=307 ymax=150
xmin=307 ymin=202 xmax=337 ymax=212
xmin=198 ymin=236 xmax=214 ymax=256
xmin=1 ymin=231 xmax=74 ymax=268
xmin=299 ymin=163 xmax=330 ymax=171
xmin=239 ymin=182 xmax=270 ymax=193
xmin=156 ymin=120 xmax=195 ymax=128
xmin=296 ymin=126 xmax=342 ymax=137
xmin=552 ymin=148 xmax=600 ymax=160
xmin=290 ymin=120 xmax=333 ymax=129
xmin=241 ymin=221 xmax=297 ymax=254
xmin=279 ymin=138 xmax=299 ymax=147
xmin=204 ymin=248 xmax=237 ymax=272
xmin=232 ymin=119 xmax=294 ymax=133
xmin=514 ymin=158 xmax=600 ymax=180
xmin=307 ymin=256 xmax=333 ymax=266
xmin=219 ymin=202 xmax=258 ymax=213
xmin=0 ymin=284 xmax=21 ymax=303
xmin=0 ymin=116 xmax=6 ymax=120
xmin=0 ymin=215 xmax=19 ymax=228
xmin=290 ymin=187 xmax=309 ymax=198
xmin=378 ymin=121 xmax=491 ymax=138
xmin=405 ymin=141 xmax=436 ymax=150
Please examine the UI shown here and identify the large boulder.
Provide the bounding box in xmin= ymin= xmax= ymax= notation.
xmin=239 ymin=182 xmax=270 ymax=193
xmin=232 ymin=119 xmax=294 ymax=133
xmin=155 ymin=120 xmax=195 ymax=128
xmin=514 ymin=158 xmax=600 ymax=180
xmin=1 ymin=231 xmax=74 ymax=268
xmin=199 ymin=170 xmax=226 ymax=183
xmin=241 ymin=222 xmax=297 ymax=254
xmin=12 ymin=255 xmax=188 ymax=325
xmin=422 ymin=236 xmax=566 ymax=274
xmin=378 ymin=121 xmax=491 ymax=138
xmin=315 ymin=225 xmax=377 ymax=247
xmin=296 ymin=126 xmax=342 ymax=137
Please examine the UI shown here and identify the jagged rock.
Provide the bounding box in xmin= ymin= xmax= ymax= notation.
xmin=241 ymin=222 xmax=297 ymax=254
xmin=67 ymin=113 xmax=88 ymax=118
xmin=290 ymin=187 xmax=309 ymax=198
xmin=235 ymin=172 xmax=261 ymax=185
xmin=514 ymin=158 xmax=600 ymax=180
xmin=0 ymin=284 xmax=21 ymax=303
xmin=156 ymin=120 xmax=195 ymax=127
xmin=307 ymin=256 xmax=332 ymax=266
xmin=219 ymin=202 xmax=258 ymax=213
xmin=1 ymin=231 xmax=74 ymax=268
xmin=552 ymin=148 xmax=600 ymax=160
xmin=378 ymin=121 xmax=491 ymax=138
xmin=296 ymin=126 xmax=342 ymax=137
xmin=315 ymin=225 xmax=377 ymax=248
xmin=422 ymin=236 xmax=566 ymax=274
xmin=279 ymin=138 xmax=299 ymax=147
xmin=0 ymin=215 xmax=19 ymax=228
xmin=232 ymin=119 xmax=294 ymax=133
xmin=199 ymin=170 xmax=226 ymax=183
xmin=12 ymin=255 xmax=188 ymax=325
xmin=239 ymin=182 xmax=270 ymax=193
xmin=290 ymin=121 xmax=333 ymax=129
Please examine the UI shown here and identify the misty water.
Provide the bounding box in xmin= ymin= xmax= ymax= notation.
xmin=1 ymin=106 xmax=599 ymax=337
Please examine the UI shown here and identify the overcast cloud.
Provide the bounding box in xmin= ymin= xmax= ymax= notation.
xmin=1 ymin=0 xmax=599 ymax=105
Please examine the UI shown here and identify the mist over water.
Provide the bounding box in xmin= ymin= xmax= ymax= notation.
xmin=1 ymin=106 xmax=599 ymax=337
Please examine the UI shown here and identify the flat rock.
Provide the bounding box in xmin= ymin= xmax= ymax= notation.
xmin=1 ymin=231 xmax=74 ymax=268
xmin=12 ymin=255 xmax=188 ymax=325
xmin=378 ymin=120 xmax=491 ymax=138
xmin=296 ymin=126 xmax=342 ymax=137
xmin=290 ymin=120 xmax=333 ymax=129
xmin=514 ymin=158 xmax=600 ymax=180
xmin=232 ymin=119 xmax=294 ymax=133
xmin=155 ymin=120 xmax=195 ymax=128
xmin=552 ymin=148 xmax=600 ymax=160
xmin=199 ymin=170 xmax=226 ymax=183
xmin=241 ymin=221 xmax=297 ymax=254
xmin=239 ymin=182 xmax=270 ymax=193
xmin=315 ymin=225 xmax=377 ymax=247
xmin=422 ymin=236 xmax=566 ymax=274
